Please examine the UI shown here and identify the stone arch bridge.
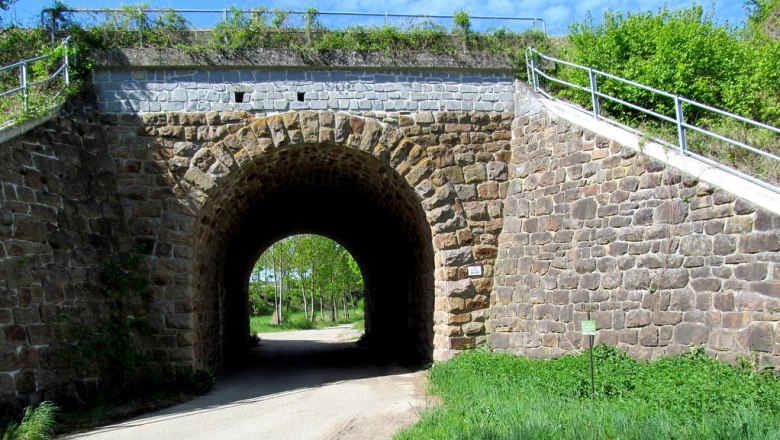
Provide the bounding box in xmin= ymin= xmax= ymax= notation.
xmin=0 ymin=48 xmax=778 ymax=408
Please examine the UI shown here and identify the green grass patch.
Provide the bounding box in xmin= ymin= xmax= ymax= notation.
xmin=2 ymin=401 xmax=57 ymax=440
xmin=397 ymin=346 xmax=780 ymax=440
xmin=250 ymin=309 xmax=365 ymax=334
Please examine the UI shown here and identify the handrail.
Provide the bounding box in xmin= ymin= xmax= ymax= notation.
xmin=0 ymin=37 xmax=70 ymax=126
xmin=525 ymin=47 xmax=780 ymax=193
xmin=41 ymin=7 xmax=546 ymax=37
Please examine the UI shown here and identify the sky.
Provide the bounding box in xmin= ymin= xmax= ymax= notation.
xmin=1 ymin=0 xmax=748 ymax=35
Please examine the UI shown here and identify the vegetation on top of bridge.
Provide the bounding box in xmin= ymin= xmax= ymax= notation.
xmin=0 ymin=2 xmax=548 ymax=126
xmin=40 ymin=3 xmax=549 ymax=58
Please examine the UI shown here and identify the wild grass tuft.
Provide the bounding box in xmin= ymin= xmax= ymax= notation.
xmin=2 ymin=401 xmax=58 ymax=440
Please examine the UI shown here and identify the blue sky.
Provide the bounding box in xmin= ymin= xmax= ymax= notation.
xmin=2 ymin=0 xmax=748 ymax=35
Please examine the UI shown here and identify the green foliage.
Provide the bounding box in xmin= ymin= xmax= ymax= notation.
xmin=2 ymin=401 xmax=57 ymax=440
xmin=210 ymin=7 xmax=271 ymax=50
xmin=248 ymin=283 xmax=274 ymax=316
xmin=452 ymin=10 xmax=471 ymax=34
xmin=66 ymin=247 xmax=153 ymax=394
xmin=0 ymin=26 xmax=75 ymax=126
xmin=252 ymin=234 xmax=364 ymax=325
xmin=271 ymin=8 xmax=288 ymax=28
xmin=547 ymin=4 xmax=780 ymax=185
xmin=557 ymin=4 xmax=780 ymax=126
xmin=746 ymin=0 xmax=780 ymax=37
xmin=56 ymin=246 xmax=214 ymax=415
xmin=63 ymin=4 xmax=192 ymax=49
xmin=397 ymin=347 xmax=780 ymax=439
xmin=304 ymin=8 xmax=320 ymax=30
xmin=313 ymin=22 xmax=449 ymax=52
xmin=562 ymin=6 xmax=742 ymax=120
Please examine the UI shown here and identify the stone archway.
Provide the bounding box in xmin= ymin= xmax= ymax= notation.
xmin=181 ymin=111 xmax=463 ymax=367
xmin=129 ymin=109 xmax=511 ymax=370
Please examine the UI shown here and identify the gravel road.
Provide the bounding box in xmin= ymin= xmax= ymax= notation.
xmin=63 ymin=324 xmax=429 ymax=440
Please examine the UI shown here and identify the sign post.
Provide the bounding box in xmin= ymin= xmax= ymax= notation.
xmin=581 ymin=315 xmax=597 ymax=398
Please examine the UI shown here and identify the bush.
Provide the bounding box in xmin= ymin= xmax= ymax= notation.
xmin=559 ymin=5 xmax=780 ymax=127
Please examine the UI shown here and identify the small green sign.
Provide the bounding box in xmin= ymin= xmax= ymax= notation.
xmin=581 ymin=320 xmax=597 ymax=335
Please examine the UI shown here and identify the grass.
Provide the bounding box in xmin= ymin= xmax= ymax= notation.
xmin=250 ymin=309 xmax=365 ymax=334
xmin=2 ymin=401 xmax=57 ymax=440
xmin=396 ymin=346 xmax=780 ymax=440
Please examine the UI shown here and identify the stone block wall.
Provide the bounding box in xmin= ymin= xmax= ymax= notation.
xmin=91 ymin=69 xmax=515 ymax=114
xmin=489 ymin=89 xmax=780 ymax=366
xmin=101 ymin=108 xmax=515 ymax=364
xmin=0 ymin=102 xmax=130 ymax=411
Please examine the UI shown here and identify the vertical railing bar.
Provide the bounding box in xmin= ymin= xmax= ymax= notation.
xmin=530 ymin=52 xmax=540 ymax=91
xmin=675 ymin=95 xmax=687 ymax=154
xmin=588 ymin=68 xmax=600 ymax=119
xmin=525 ymin=49 xmax=531 ymax=85
xmin=20 ymin=62 xmax=28 ymax=113
xmin=64 ymin=38 xmax=70 ymax=86
xmin=223 ymin=9 xmax=228 ymax=45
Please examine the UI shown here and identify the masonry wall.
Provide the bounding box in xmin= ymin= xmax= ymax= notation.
xmin=2 ymin=63 xmax=780 ymax=412
xmin=91 ymin=68 xmax=515 ymax=114
xmin=489 ymin=89 xmax=780 ymax=366
xmin=101 ymin=108 xmax=515 ymax=365
xmin=0 ymin=102 xmax=131 ymax=411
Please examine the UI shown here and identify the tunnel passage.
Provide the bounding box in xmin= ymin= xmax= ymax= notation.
xmin=192 ymin=143 xmax=435 ymax=368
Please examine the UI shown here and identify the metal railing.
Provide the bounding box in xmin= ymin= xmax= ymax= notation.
xmin=0 ymin=37 xmax=70 ymax=125
xmin=41 ymin=8 xmax=545 ymax=39
xmin=526 ymin=47 xmax=780 ymax=193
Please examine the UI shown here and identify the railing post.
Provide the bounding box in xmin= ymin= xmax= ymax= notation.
xmin=64 ymin=39 xmax=70 ymax=86
xmin=223 ymin=9 xmax=229 ymax=45
xmin=529 ymin=52 xmax=539 ymax=91
xmin=588 ymin=68 xmax=600 ymax=119
xmin=674 ymin=96 xmax=687 ymax=154
xmin=20 ymin=62 xmax=28 ymax=113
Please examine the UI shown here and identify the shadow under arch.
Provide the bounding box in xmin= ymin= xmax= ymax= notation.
xmin=192 ymin=142 xmax=435 ymax=369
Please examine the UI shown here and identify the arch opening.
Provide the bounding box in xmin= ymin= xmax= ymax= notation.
xmin=248 ymin=234 xmax=365 ymax=330
xmin=193 ymin=143 xmax=435 ymax=368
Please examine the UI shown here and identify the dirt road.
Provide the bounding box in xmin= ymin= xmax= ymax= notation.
xmin=63 ymin=325 xmax=429 ymax=440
